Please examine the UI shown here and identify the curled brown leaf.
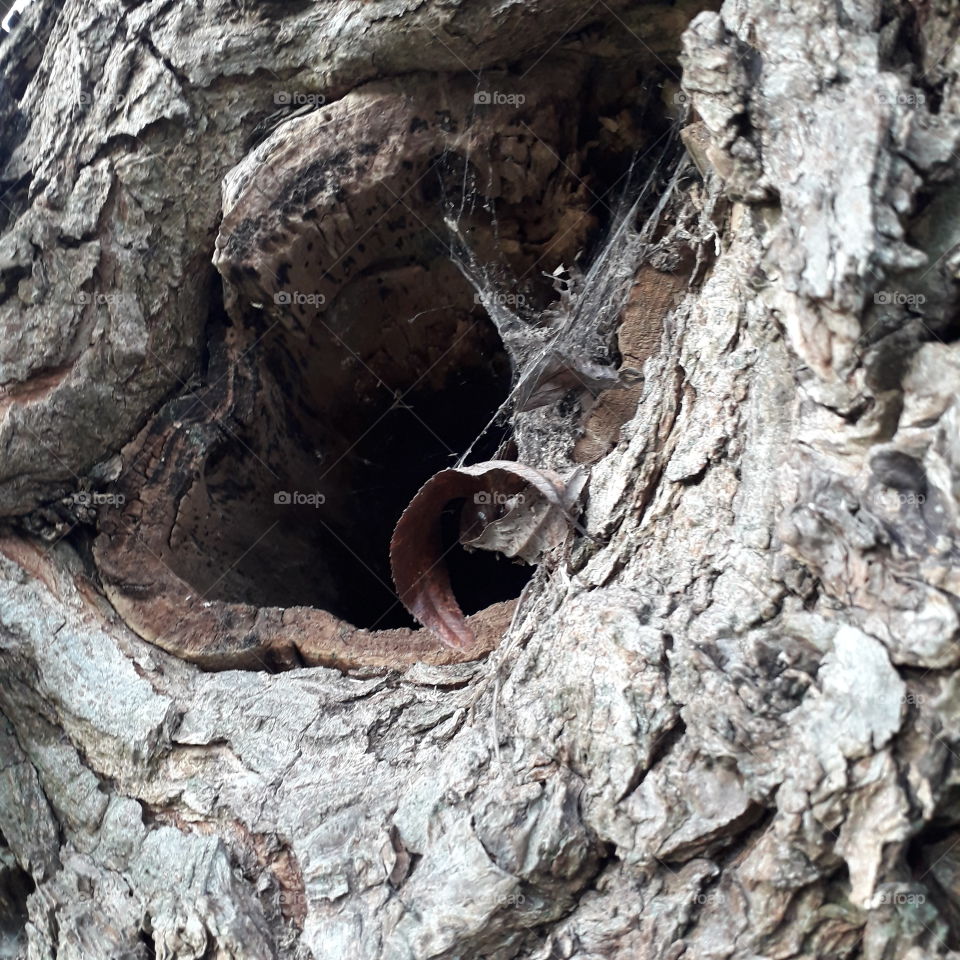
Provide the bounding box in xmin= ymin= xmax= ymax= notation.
xmin=389 ymin=461 xmax=581 ymax=650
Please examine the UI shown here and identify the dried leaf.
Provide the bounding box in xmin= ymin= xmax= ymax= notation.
xmin=389 ymin=461 xmax=582 ymax=649
xmin=460 ymin=491 xmax=557 ymax=562
xmin=461 ymin=469 xmax=588 ymax=564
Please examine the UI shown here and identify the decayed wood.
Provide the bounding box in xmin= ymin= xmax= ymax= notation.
xmin=89 ymin=59 xmax=595 ymax=672
xmin=90 ymin=308 xmax=511 ymax=672
xmin=2 ymin=0 xmax=960 ymax=957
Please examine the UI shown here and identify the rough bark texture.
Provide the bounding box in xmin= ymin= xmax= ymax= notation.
xmin=2 ymin=0 xmax=960 ymax=958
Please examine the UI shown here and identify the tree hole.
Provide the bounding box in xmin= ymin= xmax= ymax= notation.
xmin=162 ymin=50 xmax=681 ymax=633
xmin=166 ymin=261 xmax=532 ymax=630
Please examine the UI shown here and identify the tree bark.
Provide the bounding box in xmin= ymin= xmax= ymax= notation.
xmin=2 ymin=0 xmax=960 ymax=958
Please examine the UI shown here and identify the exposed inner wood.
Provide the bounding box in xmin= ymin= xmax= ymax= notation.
xmin=92 ymin=61 xmax=657 ymax=670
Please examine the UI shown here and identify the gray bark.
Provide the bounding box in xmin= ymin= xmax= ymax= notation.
xmin=2 ymin=0 xmax=960 ymax=957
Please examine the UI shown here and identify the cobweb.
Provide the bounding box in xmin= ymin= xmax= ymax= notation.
xmin=423 ymin=119 xmax=688 ymax=469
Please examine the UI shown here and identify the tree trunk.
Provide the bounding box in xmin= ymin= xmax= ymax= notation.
xmin=2 ymin=0 xmax=959 ymax=957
